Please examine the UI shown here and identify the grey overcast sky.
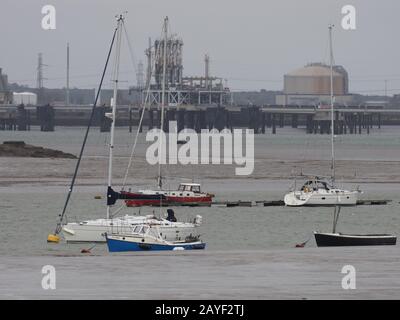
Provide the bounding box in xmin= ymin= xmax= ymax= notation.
xmin=1 ymin=0 xmax=399 ymax=94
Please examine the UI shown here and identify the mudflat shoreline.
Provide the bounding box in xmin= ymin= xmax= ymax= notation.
xmin=1 ymin=247 xmax=399 ymax=299
xmin=0 ymin=141 xmax=76 ymax=159
xmin=1 ymin=157 xmax=400 ymax=185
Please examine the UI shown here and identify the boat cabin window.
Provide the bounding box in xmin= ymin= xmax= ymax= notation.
xmin=317 ymin=181 xmax=331 ymax=190
xmin=178 ymin=184 xmax=200 ymax=193
xmin=140 ymin=226 xmax=149 ymax=234
xmin=133 ymin=226 xmax=141 ymax=233
xmin=301 ymin=180 xmax=331 ymax=191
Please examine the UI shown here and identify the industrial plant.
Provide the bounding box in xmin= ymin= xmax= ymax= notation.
xmin=1 ymin=24 xmax=400 ymax=133
xmin=141 ymin=35 xmax=230 ymax=107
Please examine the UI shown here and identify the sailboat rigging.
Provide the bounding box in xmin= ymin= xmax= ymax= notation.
xmin=47 ymin=22 xmax=119 ymax=243
xmin=158 ymin=16 xmax=168 ymax=190
xmin=121 ymin=17 xmax=214 ymax=207
xmin=329 ymin=24 xmax=335 ymax=183
xmin=107 ymin=14 xmax=123 ymax=220
xmin=48 ymin=15 xmax=203 ymax=244
xmin=283 ymin=25 xmax=360 ymax=207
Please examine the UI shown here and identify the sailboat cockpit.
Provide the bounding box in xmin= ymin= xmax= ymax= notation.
xmin=301 ymin=179 xmax=333 ymax=192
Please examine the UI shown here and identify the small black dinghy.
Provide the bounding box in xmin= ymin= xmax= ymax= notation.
xmin=314 ymin=206 xmax=397 ymax=247
xmin=314 ymin=232 xmax=397 ymax=247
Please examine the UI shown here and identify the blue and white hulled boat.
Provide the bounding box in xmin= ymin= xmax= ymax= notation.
xmin=105 ymin=224 xmax=206 ymax=252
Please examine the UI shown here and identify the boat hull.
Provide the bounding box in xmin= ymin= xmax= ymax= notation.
xmin=124 ymin=192 xmax=213 ymax=207
xmin=166 ymin=195 xmax=213 ymax=206
xmin=284 ymin=191 xmax=358 ymax=207
xmin=120 ymin=192 xmax=167 ymax=207
xmin=124 ymin=198 xmax=167 ymax=207
xmin=62 ymin=220 xmax=197 ymax=243
xmin=314 ymin=232 xmax=397 ymax=247
xmin=106 ymin=235 xmax=206 ymax=252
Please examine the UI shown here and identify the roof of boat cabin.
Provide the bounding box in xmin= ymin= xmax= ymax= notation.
xmin=179 ymin=183 xmax=201 ymax=186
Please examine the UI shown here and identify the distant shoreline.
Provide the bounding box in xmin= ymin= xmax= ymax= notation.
xmin=0 ymin=141 xmax=76 ymax=159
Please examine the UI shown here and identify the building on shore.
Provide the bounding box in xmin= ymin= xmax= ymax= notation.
xmin=275 ymin=63 xmax=354 ymax=106
xmin=12 ymin=92 xmax=38 ymax=105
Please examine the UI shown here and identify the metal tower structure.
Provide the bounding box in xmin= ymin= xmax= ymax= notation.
xmin=66 ymin=43 xmax=70 ymax=105
xmin=145 ymin=21 xmax=229 ymax=107
xmin=36 ymin=53 xmax=48 ymax=103
xmin=136 ymin=60 xmax=145 ymax=89
xmin=204 ymin=53 xmax=210 ymax=89
xmin=145 ymin=38 xmax=152 ymax=88
xmin=36 ymin=53 xmax=45 ymax=89
xmin=153 ymin=35 xmax=183 ymax=88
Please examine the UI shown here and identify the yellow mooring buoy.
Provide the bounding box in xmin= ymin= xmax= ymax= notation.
xmin=47 ymin=233 xmax=60 ymax=243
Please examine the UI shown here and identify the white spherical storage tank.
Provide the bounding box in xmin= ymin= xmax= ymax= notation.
xmin=12 ymin=92 xmax=38 ymax=105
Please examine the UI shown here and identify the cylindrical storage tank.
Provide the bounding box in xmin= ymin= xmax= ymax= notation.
xmin=284 ymin=64 xmax=347 ymax=95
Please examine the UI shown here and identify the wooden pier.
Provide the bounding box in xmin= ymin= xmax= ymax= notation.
xmin=212 ymin=199 xmax=392 ymax=207
xmin=165 ymin=199 xmax=392 ymax=207
xmin=1 ymin=104 xmax=400 ymax=134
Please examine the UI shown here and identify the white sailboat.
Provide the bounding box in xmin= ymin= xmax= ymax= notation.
xmin=284 ymin=175 xmax=359 ymax=206
xmin=62 ymin=214 xmax=202 ymax=243
xmin=284 ymin=25 xmax=360 ymax=207
xmin=47 ymin=15 xmax=202 ymax=244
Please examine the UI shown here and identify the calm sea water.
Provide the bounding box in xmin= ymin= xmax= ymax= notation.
xmin=1 ymin=126 xmax=400 ymax=256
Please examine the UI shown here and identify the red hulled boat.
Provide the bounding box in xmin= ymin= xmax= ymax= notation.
xmin=123 ymin=183 xmax=214 ymax=207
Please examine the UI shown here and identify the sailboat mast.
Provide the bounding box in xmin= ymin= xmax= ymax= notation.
xmin=329 ymin=24 xmax=335 ymax=183
xmin=107 ymin=15 xmax=123 ymax=219
xmin=158 ymin=16 xmax=168 ymax=189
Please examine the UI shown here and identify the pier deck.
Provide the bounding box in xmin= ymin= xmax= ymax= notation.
xmin=206 ymin=199 xmax=391 ymax=207
xmin=1 ymin=246 xmax=399 ymax=299
xmin=2 ymin=104 xmax=400 ymax=133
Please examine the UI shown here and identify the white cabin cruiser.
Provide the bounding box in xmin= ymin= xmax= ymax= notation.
xmin=284 ymin=177 xmax=359 ymax=207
